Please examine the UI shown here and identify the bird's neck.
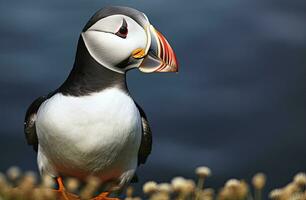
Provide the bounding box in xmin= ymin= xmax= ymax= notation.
xmin=58 ymin=37 xmax=128 ymax=96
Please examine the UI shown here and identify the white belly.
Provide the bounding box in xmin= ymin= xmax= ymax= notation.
xmin=35 ymin=88 xmax=142 ymax=184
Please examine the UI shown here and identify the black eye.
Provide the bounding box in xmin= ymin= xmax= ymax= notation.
xmin=119 ymin=26 xmax=128 ymax=35
xmin=115 ymin=19 xmax=128 ymax=39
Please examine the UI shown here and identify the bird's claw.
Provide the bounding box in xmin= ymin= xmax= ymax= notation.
xmin=53 ymin=177 xmax=80 ymax=200
xmin=53 ymin=189 xmax=80 ymax=200
xmin=91 ymin=192 xmax=120 ymax=200
xmin=54 ymin=177 xmax=120 ymax=200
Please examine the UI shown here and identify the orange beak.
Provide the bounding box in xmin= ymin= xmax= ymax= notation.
xmin=137 ymin=25 xmax=178 ymax=73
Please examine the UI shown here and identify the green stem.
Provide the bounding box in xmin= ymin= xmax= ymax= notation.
xmin=254 ymin=189 xmax=262 ymax=200
xmin=195 ymin=177 xmax=205 ymax=200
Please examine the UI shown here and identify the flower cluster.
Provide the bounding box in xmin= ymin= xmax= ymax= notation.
xmin=269 ymin=173 xmax=306 ymax=200
xmin=0 ymin=166 xmax=101 ymax=200
xmin=0 ymin=166 xmax=305 ymax=200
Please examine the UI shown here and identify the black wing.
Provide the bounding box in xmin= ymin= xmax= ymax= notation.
xmin=135 ymin=103 xmax=152 ymax=165
xmin=24 ymin=92 xmax=55 ymax=152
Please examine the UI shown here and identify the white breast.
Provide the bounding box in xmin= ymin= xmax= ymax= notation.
xmin=36 ymin=88 xmax=142 ymax=183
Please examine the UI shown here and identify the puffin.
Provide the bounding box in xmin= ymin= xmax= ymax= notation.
xmin=24 ymin=6 xmax=178 ymax=200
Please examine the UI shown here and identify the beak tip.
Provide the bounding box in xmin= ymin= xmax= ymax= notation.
xmin=139 ymin=25 xmax=179 ymax=73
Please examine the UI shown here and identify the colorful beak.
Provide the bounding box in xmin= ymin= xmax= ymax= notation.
xmin=135 ymin=25 xmax=178 ymax=73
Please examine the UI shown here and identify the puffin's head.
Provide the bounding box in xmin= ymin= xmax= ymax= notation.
xmin=81 ymin=6 xmax=178 ymax=74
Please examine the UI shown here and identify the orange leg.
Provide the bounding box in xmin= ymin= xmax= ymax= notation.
xmin=91 ymin=192 xmax=120 ymax=200
xmin=54 ymin=177 xmax=80 ymax=200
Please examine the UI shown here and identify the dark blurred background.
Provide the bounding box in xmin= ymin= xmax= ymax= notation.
xmin=1 ymin=0 xmax=306 ymax=197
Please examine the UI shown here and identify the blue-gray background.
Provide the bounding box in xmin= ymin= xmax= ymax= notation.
xmin=1 ymin=0 xmax=306 ymax=197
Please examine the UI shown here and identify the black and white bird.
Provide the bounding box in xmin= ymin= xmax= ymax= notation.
xmin=24 ymin=6 xmax=178 ymax=200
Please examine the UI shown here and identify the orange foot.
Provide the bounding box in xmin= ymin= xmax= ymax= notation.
xmin=91 ymin=192 xmax=120 ymax=200
xmin=54 ymin=177 xmax=80 ymax=200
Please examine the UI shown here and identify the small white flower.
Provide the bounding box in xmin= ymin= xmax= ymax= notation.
xmin=252 ymin=173 xmax=266 ymax=190
xmin=195 ymin=166 xmax=211 ymax=177
xmin=293 ymin=172 xmax=306 ymax=186
xmin=269 ymin=189 xmax=283 ymax=199
xmin=41 ymin=175 xmax=55 ymax=188
xmin=171 ymin=177 xmax=186 ymax=192
xmin=143 ymin=181 xmax=158 ymax=194
xmin=66 ymin=177 xmax=80 ymax=192
xmin=225 ymin=179 xmax=240 ymax=188
xmin=6 ymin=166 xmax=21 ymax=181
xmin=158 ymin=183 xmax=172 ymax=193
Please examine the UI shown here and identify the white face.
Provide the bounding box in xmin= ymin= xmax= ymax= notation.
xmin=82 ymin=14 xmax=148 ymax=74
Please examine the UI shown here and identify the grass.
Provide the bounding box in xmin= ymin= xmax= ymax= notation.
xmin=0 ymin=166 xmax=305 ymax=200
